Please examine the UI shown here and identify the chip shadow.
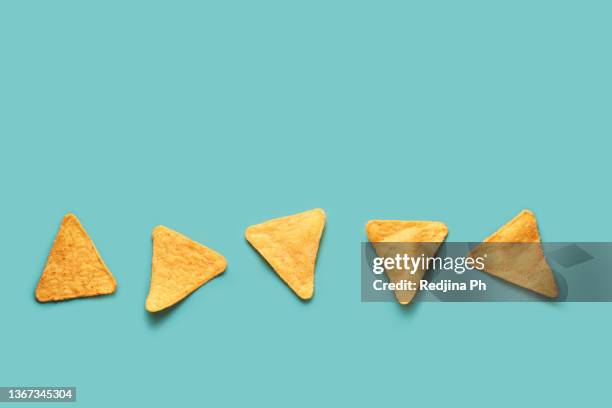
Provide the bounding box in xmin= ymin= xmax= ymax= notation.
xmin=548 ymin=244 xmax=594 ymax=268
xmin=145 ymin=271 xmax=227 ymax=326
xmin=145 ymin=300 xmax=184 ymax=326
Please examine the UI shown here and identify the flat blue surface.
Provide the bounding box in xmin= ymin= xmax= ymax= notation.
xmin=0 ymin=1 xmax=610 ymax=406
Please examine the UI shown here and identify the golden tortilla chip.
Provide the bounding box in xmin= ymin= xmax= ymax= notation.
xmin=469 ymin=209 xmax=558 ymax=298
xmin=36 ymin=213 xmax=116 ymax=302
xmin=245 ymin=208 xmax=326 ymax=300
xmin=366 ymin=220 xmax=448 ymax=305
xmin=146 ymin=226 xmax=227 ymax=312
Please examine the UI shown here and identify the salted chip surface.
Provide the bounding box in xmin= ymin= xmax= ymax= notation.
xmin=36 ymin=213 xmax=116 ymax=302
xmin=146 ymin=226 xmax=227 ymax=312
xmin=245 ymin=208 xmax=326 ymax=300
xmin=469 ymin=209 xmax=558 ymax=298
xmin=366 ymin=220 xmax=448 ymax=305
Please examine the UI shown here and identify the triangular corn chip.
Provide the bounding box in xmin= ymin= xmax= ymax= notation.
xmin=469 ymin=209 xmax=558 ymax=298
xmin=146 ymin=226 xmax=227 ymax=312
xmin=245 ymin=208 xmax=326 ymax=300
xmin=366 ymin=220 xmax=448 ymax=305
xmin=36 ymin=213 xmax=116 ymax=302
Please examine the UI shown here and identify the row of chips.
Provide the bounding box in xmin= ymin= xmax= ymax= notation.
xmin=34 ymin=208 xmax=557 ymax=310
xmin=35 ymin=209 xmax=326 ymax=311
xmin=367 ymin=209 xmax=558 ymax=304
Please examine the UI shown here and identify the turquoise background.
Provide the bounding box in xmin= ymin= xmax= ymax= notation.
xmin=1 ymin=1 xmax=610 ymax=406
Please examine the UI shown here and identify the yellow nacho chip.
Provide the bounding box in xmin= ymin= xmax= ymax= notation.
xmin=469 ymin=209 xmax=558 ymax=298
xmin=245 ymin=208 xmax=326 ymax=300
xmin=146 ymin=226 xmax=227 ymax=312
xmin=36 ymin=213 xmax=116 ymax=302
xmin=366 ymin=220 xmax=448 ymax=305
